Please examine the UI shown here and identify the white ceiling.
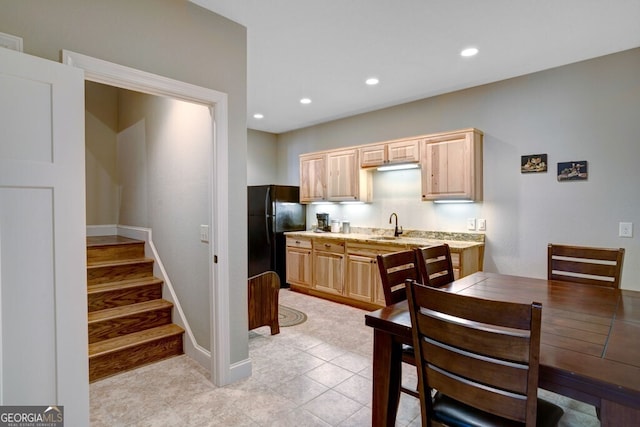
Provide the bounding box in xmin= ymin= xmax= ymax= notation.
xmin=192 ymin=0 xmax=640 ymax=134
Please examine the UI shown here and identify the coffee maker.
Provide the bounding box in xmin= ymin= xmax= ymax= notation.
xmin=316 ymin=213 xmax=330 ymax=231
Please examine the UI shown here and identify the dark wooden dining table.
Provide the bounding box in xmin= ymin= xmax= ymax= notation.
xmin=365 ymin=271 xmax=640 ymax=427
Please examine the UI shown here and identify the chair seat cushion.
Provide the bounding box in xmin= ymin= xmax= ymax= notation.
xmin=401 ymin=344 xmax=416 ymax=365
xmin=432 ymin=392 xmax=564 ymax=427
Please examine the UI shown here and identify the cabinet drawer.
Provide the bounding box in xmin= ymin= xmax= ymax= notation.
xmin=287 ymin=237 xmax=312 ymax=249
xmin=347 ymin=242 xmax=402 ymax=257
xmin=314 ymin=240 xmax=345 ymax=253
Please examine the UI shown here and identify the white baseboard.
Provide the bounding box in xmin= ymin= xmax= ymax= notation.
xmin=86 ymin=224 xmax=117 ymax=236
xmin=227 ymin=357 xmax=252 ymax=384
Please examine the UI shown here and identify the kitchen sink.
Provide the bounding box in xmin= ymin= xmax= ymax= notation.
xmin=369 ymin=236 xmax=399 ymax=241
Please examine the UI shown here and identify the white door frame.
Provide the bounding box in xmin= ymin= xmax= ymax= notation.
xmin=62 ymin=50 xmax=234 ymax=386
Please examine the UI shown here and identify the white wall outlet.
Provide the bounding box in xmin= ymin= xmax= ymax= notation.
xmin=467 ymin=218 xmax=476 ymax=231
xmin=200 ymin=224 xmax=210 ymax=242
xmin=477 ymin=218 xmax=486 ymax=231
xmin=619 ymin=222 xmax=633 ymax=238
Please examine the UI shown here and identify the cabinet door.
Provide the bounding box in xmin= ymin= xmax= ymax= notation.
xmin=388 ymin=138 xmax=420 ymax=163
xmin=421 ymin=130 xmax=482 ymax=201
xmin=360 ymin=144 xmax=387 ymax=168
xmin=346 ymin=253 xmax=377 ymax=303
xmin=300 ymin=153 xmax=326 ymax=203
xmin=346 ymin=243 xmax=396 ymax=307
xmin=327 ymin=149 xmax=360 ymax=201
xmin=286 ymin=247 xmax=312 ymax=287
xmin=313 ymin=251 xmax=344 ymax=295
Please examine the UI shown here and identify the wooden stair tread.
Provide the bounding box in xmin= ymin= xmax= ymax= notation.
xmin=87 ymin=257 xmax=154 ymax=268
xmin=88 ymin=277 xmax=163 ymax=294
xmin=89 ymin=324 xmax=184 ymax=358
xmin=87 ymin=235 xmax=143 ymax=247
xmin=88 ymin=299 xmax=173 ymax=323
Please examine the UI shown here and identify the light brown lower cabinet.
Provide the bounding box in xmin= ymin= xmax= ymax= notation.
xmin=345 ymin=242 xmax=399 ymax=307
xmin=285 ymin=237 xmax=312 ymax=288
xmin=286 ymin=236 xmax=484 ymax=310
xmin=312 ymin=239 xmax=345 ymax=295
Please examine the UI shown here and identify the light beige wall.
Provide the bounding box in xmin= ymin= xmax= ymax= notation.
xmin=85 ymin=81 xmax=119 ymax=225
xmin=0 ymin=0 xmax=249 ymax=362
xmin=118 ymin=90 xmax=212 ymax=348
xmin=247 ymin=129 xmax=278 ymax=185
xmin=274 ymin=48 xmax=640 ymax=290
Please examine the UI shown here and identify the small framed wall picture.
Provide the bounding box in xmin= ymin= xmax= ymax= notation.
xmin=521 ymin=154 xmax=547 ymax=173
xmin=557 ymin=161 xmax=588 ymax=181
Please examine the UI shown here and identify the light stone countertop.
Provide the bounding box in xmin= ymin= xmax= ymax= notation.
xmin=285 ymin=229 xmax=484 ymax=250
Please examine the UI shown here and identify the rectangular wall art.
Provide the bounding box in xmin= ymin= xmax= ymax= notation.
xmin=521 ymin=154 xmax=548 ymax=173
xmin=557 ymin=161 xmax=588 ymax=181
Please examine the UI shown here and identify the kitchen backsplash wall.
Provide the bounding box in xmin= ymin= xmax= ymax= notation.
xmin=305 ymin=169 xmax=483 ymax=234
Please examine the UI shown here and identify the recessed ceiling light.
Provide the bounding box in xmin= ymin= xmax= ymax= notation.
xmin=460 ymin=47 xmax=479 ymax=57
xmin=300 ymin=98 xmax=312 ymax=104
xmin=253 ymin=113 xmax=264 ymax=119
xmin=365 ymin=77 xmax=379 ymax=85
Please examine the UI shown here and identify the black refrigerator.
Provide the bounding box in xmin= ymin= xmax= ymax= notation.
xmin=248 ymin=185 xmax=306 ymax=286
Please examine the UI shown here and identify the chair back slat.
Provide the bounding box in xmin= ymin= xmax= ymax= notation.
xmin=420 ymin=335 xmax=530 ymax=394
xmin=406 ymin=280 xmax=543 ymax=427
xmin=414 ymin=244 xmax=455 ymax=288
xmin=548 ymin=244 xmax=625 ymax=289
xmin=426 ymin=364 xmax=529 ymax=422
xmin=411 ymin=284 xmax=534 ymax=330
xmin=376 ymin=250 xmax=419 ymax=305
xmin=418 ymin=314 xmax=532 ymax=365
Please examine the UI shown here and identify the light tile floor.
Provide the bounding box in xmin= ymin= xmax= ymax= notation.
xmin=90 ymin=289 xmax=600 ymax=426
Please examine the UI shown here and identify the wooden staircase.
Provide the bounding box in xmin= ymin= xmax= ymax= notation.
xmin=87 ymin=235 xmax=184 ymax=382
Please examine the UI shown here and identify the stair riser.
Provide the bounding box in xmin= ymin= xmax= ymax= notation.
xmin=88 ymin=284 xmax=163 ymax=312
xmin=89 ymin=335 xmax=183 ymax=382
xmin=87 ymin=262 xmax=153 ymax=285
xmin=87 ymin=243 xmax=145 ymax=264
xmin=89 ymin=307 xmax=172 ymax=343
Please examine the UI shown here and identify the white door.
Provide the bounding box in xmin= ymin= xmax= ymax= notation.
xmin=0 ymin=48 xmax=88 ymax=425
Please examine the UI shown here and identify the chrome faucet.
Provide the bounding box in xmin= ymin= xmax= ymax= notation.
xmin=389 ymin=212 xmax=403 ymax=237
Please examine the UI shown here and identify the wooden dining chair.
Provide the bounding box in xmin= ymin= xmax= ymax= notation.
xmin=376 ymin=250 xmax=421 ymax=398
xmin=414 ymin=244 xmax=455 ymax=288
xmin=376 ymin=249 xmax=421 ymax=305
xmin=405 ymin=279 xmax=564 ymax=427
xmin=547 ymin=244 xmax=625 ymax=289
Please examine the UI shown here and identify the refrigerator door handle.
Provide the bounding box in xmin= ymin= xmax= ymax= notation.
xmin=265 ymin=186 xmax=271 ymax=245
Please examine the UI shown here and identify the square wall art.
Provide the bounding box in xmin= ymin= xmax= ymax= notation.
xmin=557 ymin=161 xmax=588 ymax=181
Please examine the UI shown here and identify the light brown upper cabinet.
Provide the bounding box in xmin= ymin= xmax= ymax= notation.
xmin=300 ymin=149 xmax=372 ymax=203
xmin=360 ymin=137 xmax=421 ymax=168
xmin=421 ymin=128 xmax=483 ymax=202
xmin=326 ymin=149 xmax=372 ymax=202
xmin=300 ymin=152 xmax=327 ymax=203
xmin=359 ymin=144 xmax=387 ymax=168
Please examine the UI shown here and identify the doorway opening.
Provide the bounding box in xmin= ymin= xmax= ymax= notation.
xmin=63 ymin=50 xmax=236 ymax=386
